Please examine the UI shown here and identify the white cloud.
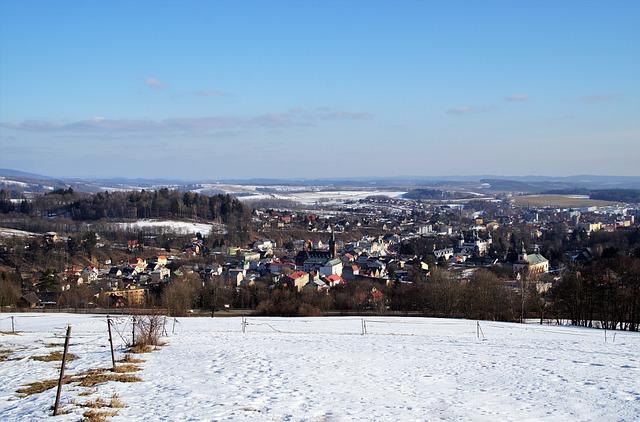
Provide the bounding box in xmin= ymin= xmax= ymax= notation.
xmin=579 ymin=93 xmax=618 ymax=103
xmin=446 ymin=106 xmax=479 ymax=115
xmin=144 ymin=77 xmax=167 ymax=89
xmin=505 ymin=94 xmax=529 ymax=102
xmin=0 ymin=108 xmax=373 ymax=136
xmin=192 ymin=89 xmax=228 ymax=97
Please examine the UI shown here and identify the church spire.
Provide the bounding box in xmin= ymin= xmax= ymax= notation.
xmin=329 ymin=225 xmax=336 ymax=259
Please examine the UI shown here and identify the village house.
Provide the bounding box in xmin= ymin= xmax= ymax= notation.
xmin=319 ymin=258 xmax=343 ymax=277
xmin=129 ymin=257 xmax=148 ymax=274
xmin=101 ymin=287 xmax=146 ymax=307
xmin=283 ymin=271 xmax=310 ymax=292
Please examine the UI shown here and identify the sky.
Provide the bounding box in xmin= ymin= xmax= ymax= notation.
xmin=0 ymin=1 xmax=639 ymax=180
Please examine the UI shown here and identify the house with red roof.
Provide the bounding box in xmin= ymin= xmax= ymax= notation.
xmin=282 ymin=271 xmax=309 ymax=292
xmin=322 ymin=274 xmax=343 ymax=287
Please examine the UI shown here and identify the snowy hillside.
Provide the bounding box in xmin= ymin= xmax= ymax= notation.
xmin=1 ymin=314 xmax=639 ymax=421
xmin=111 ymin=220 xmax=226 ymax=235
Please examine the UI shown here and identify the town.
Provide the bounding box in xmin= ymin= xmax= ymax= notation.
xmin=1 ymin=184 xmax=639 ymax=331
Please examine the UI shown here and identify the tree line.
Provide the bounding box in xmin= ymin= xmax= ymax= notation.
xmin=551 ymin=255 xmax=640 ymax=331
xmin=1 ymin=188 xmax=250 ymax=225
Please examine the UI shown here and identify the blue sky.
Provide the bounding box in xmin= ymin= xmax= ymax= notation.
xmin=0 ymin=1 xmax=638 ymax=179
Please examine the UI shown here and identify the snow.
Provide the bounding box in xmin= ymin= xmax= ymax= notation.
xmin=1 ymin=314 xmax=639 ymax=421
xmin=189 ymin=183 xmax=407 ymax=205
xmin=111 ymin=219 xmax=226 ymax=235
xmin=0 ymin=227 xmax=38 ymax=238
xmin=240 ymin=190 xmax=407 ymax=205
xmin=0 ymin=177 xmax=29 ymax=187
xmin=274 ymin=190 xmax=407 ymax=205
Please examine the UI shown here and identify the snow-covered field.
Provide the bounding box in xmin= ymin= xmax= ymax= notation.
xmin=111 ymin=219 xmax=226 ymax=235
xmin=190 ymin=183 xmax=407 ymax=205
xmin=259 ymin=190 xmax=407 ymax=205
xmin=1 ymin=314 xmax=639 ymax=421
xmin=0 ymin=227 xmax=37 ymax=238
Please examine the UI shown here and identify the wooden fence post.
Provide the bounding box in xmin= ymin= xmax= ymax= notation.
xmin=107 ymin=316 xmax=116 ymax=371
xmin=132 ymin=316 xmax=136 ymax=346
xmin=53 ymin=325 xmax=71 ymax=416
xmin=477 ymin=322 xmax=485 ymax=340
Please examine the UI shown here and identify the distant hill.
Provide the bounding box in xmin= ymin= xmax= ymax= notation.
xmin=543 ymin=188 xmax=640 ymax=203
xmin=403 ymin=189 xmax=476 ymax=200
xmin=2 ymin=168 xmax=640 ymax=194
xmin=480 ymin=179 xmax=578 ymax=193
xmin=0 ymin=168 xmax=53 ymax=180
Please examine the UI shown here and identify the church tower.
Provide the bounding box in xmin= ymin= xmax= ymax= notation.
xmin=329 ymin=226 xmax=336 ymax=259
xmin=518 ymin=242 xmax=528 ymax=262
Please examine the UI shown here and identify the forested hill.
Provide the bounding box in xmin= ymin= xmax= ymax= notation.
xmin=543 ymin=189 xmax=640 ymax=203
xmin=0 ymin=188 xmax=250 ymax=225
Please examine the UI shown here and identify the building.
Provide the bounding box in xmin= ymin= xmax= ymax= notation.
xmin=101 ymin=288 xmax=146 ymax=307
xmin=319 ymin=258 xmax=343 ymax=277
xmin=513 ymin=244 xmax=549 ymax=277
xmin=283 ymin=271 xmax=310 ymax=292
xmin=456 ymin=230 xmax=491 ymax=256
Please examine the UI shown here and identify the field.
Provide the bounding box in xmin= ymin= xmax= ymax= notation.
xmin=1 ymin=314 xmax=639 ymax=421
xmin=512 ymin=195 xmax=618 ymax=208
xmin=110 ymin=220 xmax=227 ymax=235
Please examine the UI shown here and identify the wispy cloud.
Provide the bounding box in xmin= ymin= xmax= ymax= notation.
xmin=579 ymin=93 xmax=618 ymax=103
xmin=192 ymin=89 xmax=229 ymax=97
xmin=0 ymin=108 xmax=372 ymax=136
xmin=144 ymin=77 xmax=167 ymax=89
xmin=505 ymin=93 xmax=529 ymax=102
xmin=446 ymin=106 xmax=481 ymax=115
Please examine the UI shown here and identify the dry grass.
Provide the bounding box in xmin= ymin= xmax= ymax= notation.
xmin=82 ymin=409 xmax=118 ymax=422
xmin=16 ymin=369 xmax=141 ymax=396
xmin=113 ymin=363 xmax=141 ymax=373
xmin=78 ymin=394 xmax=124 ymax=410
xmin=16 ymin=377 xmax=72 ymax=396
xmin=31 ymin=351 xmax=78 ymax=362
xmin=0 ymin=331 xmax=20 ymax=336
xmin=76 ymin=371 xmax=142 ymax=387
xmin=109 ymin=394 xmax=125 ymax=409
xmin=0 ymin=349 xmax=12 ymax=361
xmin=127 ymin=344 xmax=155 ymax=354
xmin=78 ymin=388 xmax=97 ymax=396
xmin=80 ymin=397 xmax=109 ymax=409
xmin=119 ymin=354 xmax=145 ymax=364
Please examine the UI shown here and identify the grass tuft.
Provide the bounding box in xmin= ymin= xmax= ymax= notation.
xmin=82 ymin=409 xmax=118 ymax=422
xmin=76 ymin=372 xmax=142 ymax=387
xmin=31 ymin=351 xmax=78 ymax=362
xmin=80 ymin=397 xmax=108 ymax=409
xmin=109 ymin=394 xmax=125 ymax=409
xmin=78 ymin=393 xmax=125 ymax=410
xmin=17 ymin=368 xmax=141 ymax=396
xmin=16 ymin=377 xmax=72 ymax=396
xmin=113 ymin=363 xmax=140 ymax=373
xmin=127 ymin=344 xmax=155 ymax=354
xmin=119 ymin=354 xmax=145 ymax=364
xmin=0 ymin=349 xmax=12 ymax=361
